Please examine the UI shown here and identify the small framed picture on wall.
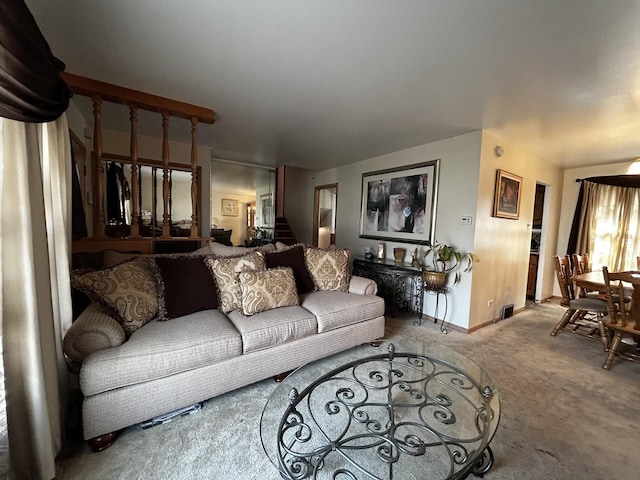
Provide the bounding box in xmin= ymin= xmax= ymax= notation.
xmin=221 ymin=198 xmax=239 ymax=216
xmin=493 ymin=169 xmax=522 ymax=219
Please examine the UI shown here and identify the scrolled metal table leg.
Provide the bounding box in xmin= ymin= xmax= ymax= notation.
xmin=471 ymin=445 xmax=494 ymax=477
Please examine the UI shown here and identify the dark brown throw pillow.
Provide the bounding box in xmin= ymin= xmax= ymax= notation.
xmin=265 ymin=245 xmax=315 ymax=294
xmin=155 ymin=256 xmax=219 ymax=320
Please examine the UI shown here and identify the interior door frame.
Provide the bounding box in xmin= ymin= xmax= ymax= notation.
xmin=313 ymin=183 xmax=338 ymax=247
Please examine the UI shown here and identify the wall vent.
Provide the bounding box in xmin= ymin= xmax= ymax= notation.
xmin=501 ymin=304 xmax=514 ymax=319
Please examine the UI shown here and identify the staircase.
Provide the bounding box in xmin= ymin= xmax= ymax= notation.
xmin=273 ymin=216 xmax=297 ymax=245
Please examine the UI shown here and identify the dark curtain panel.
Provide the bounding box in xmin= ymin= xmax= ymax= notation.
xmin=0 ymin=0 xmax=70 ymax=122
xmin=567 ymin=174 xmax=640 ymax=254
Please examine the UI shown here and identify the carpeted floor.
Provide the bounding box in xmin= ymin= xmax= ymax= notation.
xmin=7 ymin=300 xmax=640 ymax=479
xmin=0 ymin=345 xmax=7 ymax=480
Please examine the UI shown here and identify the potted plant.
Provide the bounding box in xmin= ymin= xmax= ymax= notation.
xmin=418 ymin=241 xmax=478 ymax=291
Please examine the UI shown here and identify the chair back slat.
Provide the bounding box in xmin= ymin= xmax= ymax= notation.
xmin=602 ymin=266 xmax=631 ymax=327
xmin=572 ymin=253 xmax=591 ymax=275
xmin=554 ymin=255 xmax=576 ymax=305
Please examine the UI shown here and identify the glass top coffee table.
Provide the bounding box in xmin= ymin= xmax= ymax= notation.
xmin=260 ymin=340 xmax=500 ymax=479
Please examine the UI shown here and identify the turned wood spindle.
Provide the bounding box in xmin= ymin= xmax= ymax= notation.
xmin=129 ymin=104 xmax=140 ymax=237
xmin=161 ymin=111 xmax=171 ymax=238
xmin=190 ymin=117 xmax=199 ymax=238
xmin=92 ymin=95 xmax=106 ymax=237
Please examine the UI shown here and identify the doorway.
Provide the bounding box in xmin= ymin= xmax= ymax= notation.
xmin=313 ymin=184 xmax=337 ymax=248
xmin=527 ymin=183 xmax=546 ymax=301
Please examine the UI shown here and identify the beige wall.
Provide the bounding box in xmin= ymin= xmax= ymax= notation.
xmin=211 ymin=193 xmax=255 ymax=246
xmin=306 ymin=130 xmax=566 ymax=331
xmin=472 ymin=131 xmax=564 ymax=329
xmin=309 ymin=132 xmax=482 ymax=329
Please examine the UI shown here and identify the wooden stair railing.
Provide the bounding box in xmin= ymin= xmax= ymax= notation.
xmin=62 ymin=72 xmax=215 ymax=242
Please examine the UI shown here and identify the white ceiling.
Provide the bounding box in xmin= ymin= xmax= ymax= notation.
xmin=26 ymin=0 xmax=640 ymax=170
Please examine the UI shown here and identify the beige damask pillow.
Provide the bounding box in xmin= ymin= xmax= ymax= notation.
xmin=205 ymin=251 xmax=266 ymax=313
xmin=238 ymin=267 xmax=299 ymax=316
xmin=304 ymin=247 xmax=351 ymax=292
xmin=71 ymin=258 xmax=158 ymax=335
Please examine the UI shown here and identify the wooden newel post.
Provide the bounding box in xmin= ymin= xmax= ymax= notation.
xmin=129 ymin=103 xmax=140 ymax=237
xmin=92 ymin=95 xmax=106 ymax=237
xmin=190 ymin=116 xmax=199 ymax=238
xmin=161 ymin=110 xmax=171 ymax=238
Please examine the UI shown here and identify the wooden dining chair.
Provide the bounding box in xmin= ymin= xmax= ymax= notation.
xmin=550 ymin=255 xmax=609 ymax=347
xmin=637 ymin=256 xmax=640 ymax=270
xmin=572 ymin=252 xmax=631 ymax=304
xmin=601 ymin=267 xmax=639 ymax=370
xmin=571 ymin=253 xmax=598 ymax=298
xmin=572 ymin=253 xmax=590 ymax=275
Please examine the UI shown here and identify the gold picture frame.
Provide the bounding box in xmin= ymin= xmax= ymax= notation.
xmin=221 ymin=198 xmax=239 ymax=217
xmin=493 ymin=169 xmax=522 ymax=219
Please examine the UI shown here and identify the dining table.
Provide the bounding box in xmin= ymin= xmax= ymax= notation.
xmin=572 ymin=270 xmax=640 ymax=329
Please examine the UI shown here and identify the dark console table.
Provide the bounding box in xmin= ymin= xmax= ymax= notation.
xmin=353 ymin=255 xmax=423 ymax=319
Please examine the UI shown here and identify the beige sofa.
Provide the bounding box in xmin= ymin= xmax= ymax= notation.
xmin=64 ymin=243 xmax=385 ymax=451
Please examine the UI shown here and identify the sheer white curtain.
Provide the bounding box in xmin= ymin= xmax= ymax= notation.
xmin=0 ymin=114 xmax=72 ymax=479
xmin=577 ymin=181 xmax=640 ymax=271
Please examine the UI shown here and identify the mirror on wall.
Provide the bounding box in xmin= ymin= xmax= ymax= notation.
xmin=210 ymin=159 xmax=276 ymax=247
xmin=100 ymin=154 xmax=201 ymax=238
xmin=313 ymin=184 xmax=337 ymax=248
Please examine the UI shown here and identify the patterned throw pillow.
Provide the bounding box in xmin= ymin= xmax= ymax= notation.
xmin=304 ymin=247 xmax=351 ymax=292
xmin=205 ymin=251 xmax=266 ymax=313
xmin=238 ymin=267 xmax=299 ymax=316
xmin=71 ymin=258 xmax=158 ymax=335
xmin=264 ymin=245 xmax=315 ymax=294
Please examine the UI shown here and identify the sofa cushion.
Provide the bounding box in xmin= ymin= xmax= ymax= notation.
xmin=71 ymin=257 xmax=158 ymax=336
xmin=304 ymin=247 xmax=351 ymax=292
xmin=206 ymin=251 xmax=266 ymax=313
xmin=80 ymin=309 xmax=242 ymax=396
xmin=264 ymin=245 xmax=315 ymax=294
xmin=301 ymin=291 xmax=385 ymax=333
xmin=226 ymin=306 xmax=317 ymax=354
xmin=238 ymin=267 xmax=299 ymax=316
xmin=155 ymin=256 xmax=219 ymax=320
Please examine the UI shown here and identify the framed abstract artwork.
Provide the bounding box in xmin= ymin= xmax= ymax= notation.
xmin=359 ymin=159 xmax=440 ymax=245
xmin=493 ymin=169 xmax=522 ymax=219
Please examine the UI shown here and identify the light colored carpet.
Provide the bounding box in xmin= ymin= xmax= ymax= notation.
xmin=9 ymin=300 xmax=640 ymax=479
xmin=0 ymin=343 xmax=7 ymax=480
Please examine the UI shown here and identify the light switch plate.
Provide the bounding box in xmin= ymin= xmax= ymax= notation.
xmin=460 ymin=216 xmax=473 ymax=225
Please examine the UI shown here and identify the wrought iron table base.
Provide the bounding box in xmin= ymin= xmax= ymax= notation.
xmin=272 ymin=343 xmax=499 ymax=480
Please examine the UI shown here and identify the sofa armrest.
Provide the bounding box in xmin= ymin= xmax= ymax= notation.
xmin=348 ymin=275 xmax=378 ymax=296
xmin=63 ymin=303 xmax=126 ymax=363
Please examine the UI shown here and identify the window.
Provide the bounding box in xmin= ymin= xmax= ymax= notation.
xmin=580 ymin=182 xmax=640 ymax=271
